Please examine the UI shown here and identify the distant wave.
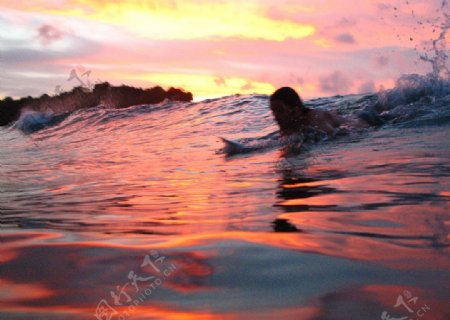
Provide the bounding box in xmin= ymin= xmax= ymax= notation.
xmin=0 ymin=82 xmax=193 ymax=128
xmin=14 ymin=110 xmax=69 ymax=134
xmin=10 ymin=72 xmax=450 ymax=139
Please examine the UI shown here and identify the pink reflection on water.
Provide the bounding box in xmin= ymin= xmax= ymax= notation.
xmin=0 ymin=229 xmax=449 ymax=319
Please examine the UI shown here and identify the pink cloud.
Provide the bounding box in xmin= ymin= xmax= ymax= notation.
xmin=37 ymin=24 xmax=64 ymax=45
xmin=334 ymin=33 xmax=356 ymax=44
xmin=240 ymin=81 xmax=255 ymax=91
xmin=319 ymin=71 xmax=353 ymax=94
xmin=214 ymin=77 xmax=227 ymax=87
xmin=374 ymin=55 xmax=390 ymax=67
xmin=0 ymin=1 xmax=447 ymax=99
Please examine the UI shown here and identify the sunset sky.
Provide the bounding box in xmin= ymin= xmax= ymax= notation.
xmin=0 ymin=0 xmax=448 ymax=100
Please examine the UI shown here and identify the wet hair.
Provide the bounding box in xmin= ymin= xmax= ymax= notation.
xmin=270 ymin=87 xmax=305 ymax=109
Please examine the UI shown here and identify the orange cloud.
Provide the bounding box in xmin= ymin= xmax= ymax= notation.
xmin=23 ymin=0 xmax=316 ymax=41
xmin=0 ymin=0 xmax=446 ymax=99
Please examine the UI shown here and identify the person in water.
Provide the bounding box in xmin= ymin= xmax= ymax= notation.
xmin=269 ymin=87 xmax=382 ymax=137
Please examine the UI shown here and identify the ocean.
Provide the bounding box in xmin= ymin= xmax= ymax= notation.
xmin=0 ymin=74 xmax=449 ymax=319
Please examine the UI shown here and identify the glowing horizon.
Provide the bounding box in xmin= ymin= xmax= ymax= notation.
xmin=0 ymin=0 xmax=448 ymax=100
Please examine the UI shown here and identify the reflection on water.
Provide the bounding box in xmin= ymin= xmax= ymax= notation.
xmin=0 ymin=228 xmax=449 ymax=319
xmin=1 ymin=93 xmax=449 ymax=319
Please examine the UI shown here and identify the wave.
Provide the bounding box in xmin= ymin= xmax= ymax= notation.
xmin=376 ymin=75 xmax=450 ymax=126
xmin=9 ymin=72 xmax=450 ymax=148
xmin=217 ymin=74 xmax=450 ymax=155
xmin=0 ymin=82 xmax=193 ymax=129
xmin=13 ymin=110 xmax=70 ymax=134
xmin=378 ymin=74 xmax=450 ymax=108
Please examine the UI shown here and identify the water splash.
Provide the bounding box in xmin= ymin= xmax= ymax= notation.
xmin=418 ymin=2 xmax=450 ymax=80
xmin=377 ymin=1 xmax=450 ymax=108
xmin=403 ymin=0 xmax=450 ymax=80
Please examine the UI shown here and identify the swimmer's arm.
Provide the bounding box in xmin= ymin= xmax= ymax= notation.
xmin=260 ymin=130 xmax=280 ymax=139
xmin=331 ymin=111 xmax=371 ymax=129
xmin=244 ymin=130 xmax=280 ymax=141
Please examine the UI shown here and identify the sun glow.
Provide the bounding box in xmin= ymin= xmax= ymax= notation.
xmin=41 ymin=0 xmax=316 ymax=41
xmin=1 ymin=0 xmax=445 ymax=98
xmin=126 ymin=72 xmax=275 ymax=99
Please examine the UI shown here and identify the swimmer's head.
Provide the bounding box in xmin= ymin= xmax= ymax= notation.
xmin=269 ymin=87 xmax=305 ymax=134
xmin=270 ymin=87 xmax=304 ymax=109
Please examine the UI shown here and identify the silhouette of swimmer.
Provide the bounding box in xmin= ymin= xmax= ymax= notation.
xmin=269 ymin=87 xmax=383 ymax=137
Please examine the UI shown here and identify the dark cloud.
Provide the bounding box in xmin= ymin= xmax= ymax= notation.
xmin=319 ymin=71 xmax=353 ymax=94
xmin=1 ymin=36 xmax=99 ymax=65
xmin=334 ymin=33 xmax=356 ymax=44
xmin=1 ymin=48 xmax=63 ymax=64
xmin=37 ymin=24 xmax=64 ymax=45
xmin=358 ymin=80 xmax=376 ymax=94
xmin=0 ymin=35 xmax=100 ymax=98
xmin=0 ymin=69 xmax=62 ymax=98
xmin=374 ymin=55 xmax=389 ymax=67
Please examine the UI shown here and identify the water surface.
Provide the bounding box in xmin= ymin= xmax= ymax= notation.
xmin=0 ymin=81 xmax=449 ymax=319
